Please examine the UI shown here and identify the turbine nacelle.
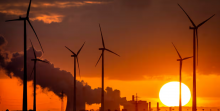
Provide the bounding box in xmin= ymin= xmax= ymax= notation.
xmin=99 ymin=48 xmax=105 ymax=50
xmin=71 ymin=55 xmax=77 ymax=57
xmin=177 ymin=59 xmax=182 ymax=61
xmin=31 ymin=59 xmax=37 ymax=61
xmin=189 ymin=26 xmax=196 ymax=29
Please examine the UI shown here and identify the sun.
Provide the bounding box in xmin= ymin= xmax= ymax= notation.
xmin=159 ymin=82 xmax=191 ymax=107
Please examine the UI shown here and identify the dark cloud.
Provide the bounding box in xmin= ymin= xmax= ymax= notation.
xmin=0 ymin=35 xmax=7 ymax=47
xmin=0 ymin=0 xmax=152 ymax=24
xmin=1 ymin=0 xmax=220 ymax=81
xmin=0 ymin=36 xmax=8 ymax=70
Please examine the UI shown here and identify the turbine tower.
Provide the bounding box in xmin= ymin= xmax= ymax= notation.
xmin=178 ymin=4 xmax=215 ymax=111
xmin=65 ymin=42 xmax=85 ymax=111
xmin=5 ymin=0 xmax=44 ymax=111
xmin=30 ymin=40 xmax=48 ymax=111
xmin=95 ymin=24 xmax=120 ymax=111
xmin=172 ymin=42 xmax=192 ymax=111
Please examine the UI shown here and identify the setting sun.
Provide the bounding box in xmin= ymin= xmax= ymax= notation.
xmin=159 ymin=82 xmax=191 ymax=107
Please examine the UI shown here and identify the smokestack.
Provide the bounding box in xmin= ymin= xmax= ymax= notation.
xmin=169 ymin=107 xmax=172 ymax=111
xmin=132 ymin=95 xmax=135 ymax=101
xmin=157 ymin=102 xmax=159 ymax=111
xmin=146 ymin=102 xmax=148 ymax=111
xmin=149 ymin=102 xmax=151 ymax=111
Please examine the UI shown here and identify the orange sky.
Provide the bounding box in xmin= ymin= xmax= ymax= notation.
xmin=2 ymin=72 xmax=220 ymax=110
xmin=1 ymin=0 xmax=220 ymax=110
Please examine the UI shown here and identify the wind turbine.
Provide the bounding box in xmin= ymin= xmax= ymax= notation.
xmin=65 ymin=42 xmax=85 ymax=111
xmin=178 ymin=4 xmax=215 ymax=111
xmin=172 ymin=42 xmax=192 ymax=111
xmin=95 ymin=24 xmax=120 ymax=111
xmin=29 ymin=40 xmax=48 ymax=111
xmin=5 ymin=0 xmax=44 ymax=111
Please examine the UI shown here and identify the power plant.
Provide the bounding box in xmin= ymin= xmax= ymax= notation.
xmin=123 ymin=95 xmax=158 ymax=111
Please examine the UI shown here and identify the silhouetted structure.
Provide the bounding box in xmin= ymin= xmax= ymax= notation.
xmin=95 ymin=24 xmax=120 ymax=111
xmin=123 ymin=95 xmax=148 ymax=111
xmin=157 ymin=102 xmax=159 ymax=111
xmin=135 ymin=93 xmax=139 ymax=111
xmin=172 ymin=43 xmax=192 ymax=111
xmin=169 ymin=107 xmax=172 ymax=111
xmin=30 ymin=40 xmax=48 ymax=111
xmin=178 ymin=4 xmax=215 ymax=111
xmin=65 ymin=42 xmax=85 ymax=111
xmin=61 ymin=91 xmax=64 ymax=111
xmin=104 ymin=89 xmax=121 ymax=111
xmin=5 ymin=0 xmax=44 ymax=111
xmin=149 ymin=102 xmax=151 ymax=111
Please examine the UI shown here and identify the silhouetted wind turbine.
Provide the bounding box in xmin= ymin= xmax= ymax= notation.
xmin=178 ymin=4 xmax=215 ymax=111
xmin=5 ymin=0 xmax=44 ymax=111
xmin=65 ymin=42 xmax=85 ymax=111
xmin=29 ymin=40 xmax=48 ymax=111
xmin=95 ymin=24 xmax=120 ymax=111
xmin=172 ymin=43 xmax=192 ymax=111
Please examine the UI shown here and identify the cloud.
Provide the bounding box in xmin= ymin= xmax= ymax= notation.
xmin=0 ymin=9 xmax=26 ymax=16
xmin=0 ymin=0 xmax=151 ymax=24
xmin=36 ymin=1 xmax=107 ymax=8
xmin=0 ymin=36 xmax=8 ymax=70
xmin=0 ymin=36 xmax=7 ymax=47
xmin=30 ymin=14 xmax=64 ymax=24
xmin=0 ymin=0 xmax=108 ymax=24
xmin=0 ymin=1 xmax=107 ymax=9
xmin=1 ymin=0 xmax=220 ymax=81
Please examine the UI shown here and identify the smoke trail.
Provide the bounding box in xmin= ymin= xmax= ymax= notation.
xmin=0 ymin=36 xmax=128 ymax=111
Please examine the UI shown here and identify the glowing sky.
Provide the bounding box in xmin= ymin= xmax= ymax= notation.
xmin=1 ymin=0 xmax=220 ymax=110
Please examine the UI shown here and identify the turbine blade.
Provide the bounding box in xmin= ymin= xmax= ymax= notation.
xmin=30 ymin=65 xmax=34 ymax=78
xmin=172 ymin=42 xmax=182 ymax=59
xmin=77 ymin=42 xmax=85 ymax=55
xmin=29 ymin=39 xmax=36 ymax=59
xmin=27 ymin=19 xmax=44 ymax=53
xmin=99 ymin=24 xmax=105 ymax=48
xmin=76 ymin=57 xmax=81 ymax=79
xmin=65 ymin=46 xmax=76 ymax=55
xmin=105 ymin=49 xmax=120 ymax=57
xmin=197 ymin=14 xmax=215 ymax=28
xmin=95 ymin=53 xmax=102 ymax=67
xmin=177 ymin=4 xmax=196 ymax=27
xmin=36 ymin=59 xmax=49 ymax=64
xmin=182 ymin=56 xmax=193 ymax=60
xmin=27 ymin=0 xmax=32 ymax=17
xmin=5 ymin=19 xmax=23 ymax=22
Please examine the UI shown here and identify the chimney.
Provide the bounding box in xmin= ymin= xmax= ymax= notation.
xmin=169 ymin=107 xmax=172 ymax=111
xmin=132 ymin=95 xmax=135 ymax=101
xmin=157 ymin=102 xmax=159 ymax=111
xmin=149 ymin=102 xmax=151 ymax=111
xmin=146 ymin=102 xmax=148 ymax=111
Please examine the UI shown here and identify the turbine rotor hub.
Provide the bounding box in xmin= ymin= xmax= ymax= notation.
xmin=99 ymin=48 xmax=105 ymax=50
xmin=71 ymin=55 xmax=76 ymax=57
xmin=189 ymin=26 xmax=196 ymax=29
xmin=177 ymin=59 xmax=182 ymax=61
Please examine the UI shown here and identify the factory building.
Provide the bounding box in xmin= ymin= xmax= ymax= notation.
xmin=123 ymin=95 xmax=149 ymax=111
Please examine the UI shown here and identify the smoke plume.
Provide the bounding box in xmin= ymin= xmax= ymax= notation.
xmin=0 ymin=36 xmax=128 ymax=111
